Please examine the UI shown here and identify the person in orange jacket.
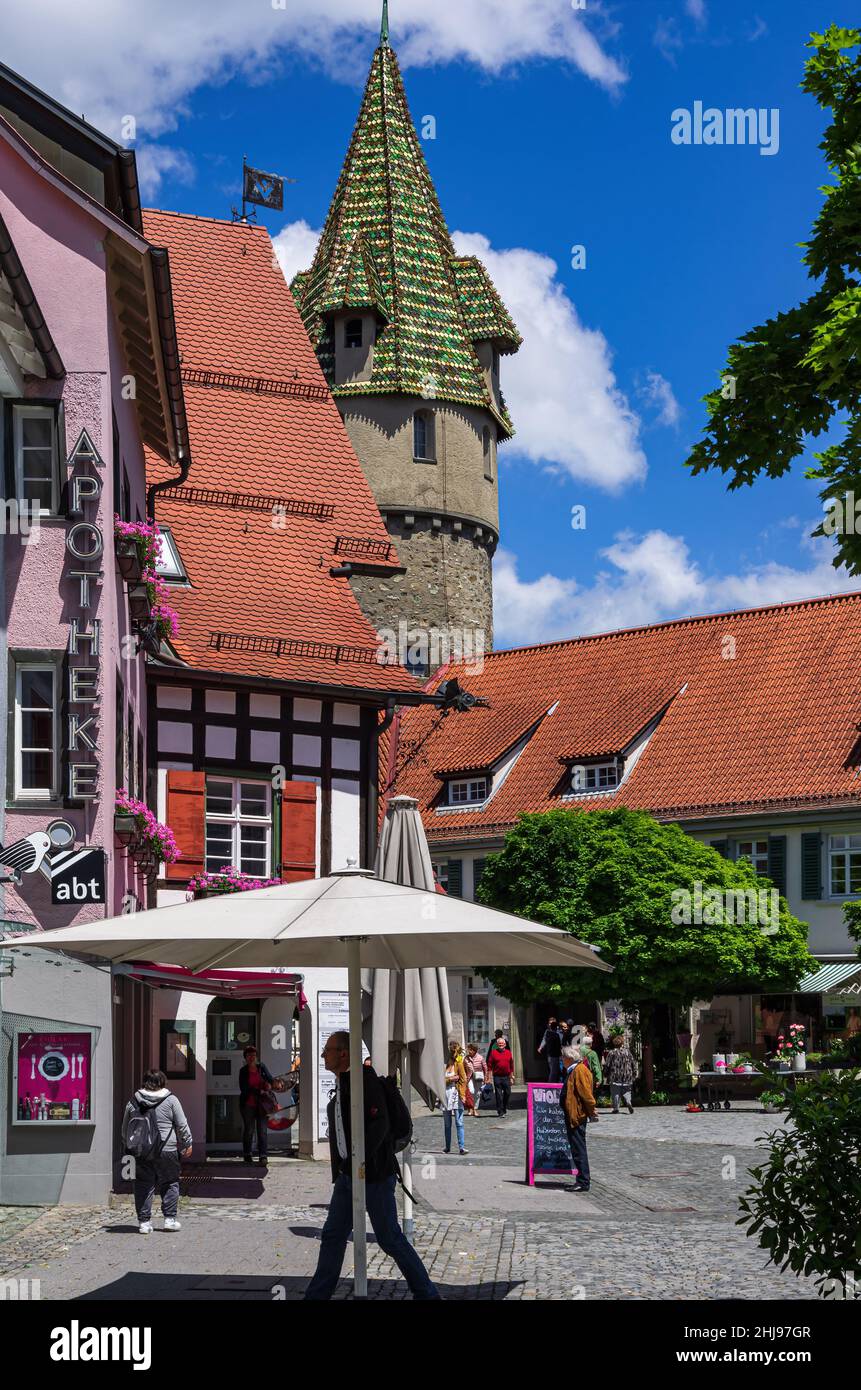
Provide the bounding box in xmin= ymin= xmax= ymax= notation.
xmin=559 ymin=1044 xmax=597 ymax=1192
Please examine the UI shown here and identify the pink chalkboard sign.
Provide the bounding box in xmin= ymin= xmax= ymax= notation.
xmin=526 ymin=1083 xmax=577 ymax=1186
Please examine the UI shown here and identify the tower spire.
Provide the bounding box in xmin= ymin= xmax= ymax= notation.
xmin=380 ymin=0 xmax=389 ymax=47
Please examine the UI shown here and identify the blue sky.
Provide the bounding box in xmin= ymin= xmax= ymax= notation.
xmin=5 ymin=0 xmax=854 ymax=645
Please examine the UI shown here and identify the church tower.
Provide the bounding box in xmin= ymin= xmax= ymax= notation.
xmin=291 ymin=2 xmax=521 ymax=668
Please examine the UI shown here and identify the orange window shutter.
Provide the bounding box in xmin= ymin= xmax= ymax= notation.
xmin=165 ymin=770 xmax=206 ymax=881
xmin=281 ymin=781 xmax=317 ymax=882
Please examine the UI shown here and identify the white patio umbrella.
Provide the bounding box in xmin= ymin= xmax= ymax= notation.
xmin=365 ymin=794 xmax=454 ymax=1238
xmin=0 ymin=870 xmax=610 ymax=1297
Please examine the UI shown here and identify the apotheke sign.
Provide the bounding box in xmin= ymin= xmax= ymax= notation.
xmin=65 ymin=430 xmax=104 ymax=802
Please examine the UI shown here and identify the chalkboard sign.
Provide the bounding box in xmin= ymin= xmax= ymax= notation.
xmin=526 ymin=1083 xmax=577 ymax=1186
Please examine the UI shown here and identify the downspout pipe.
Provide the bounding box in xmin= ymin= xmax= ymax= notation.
xmin=146 ymin=246 xmax=191 ymax=517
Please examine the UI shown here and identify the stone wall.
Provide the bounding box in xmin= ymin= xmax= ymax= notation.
xmin=350 ymin=513 xmax=494 ymax=668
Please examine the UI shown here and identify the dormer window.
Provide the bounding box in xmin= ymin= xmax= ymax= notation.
xmin=571 ymin=761 xmax=619 ymax=794
xmin=413 ymin=409 xmax=436 ymax=462
xmin=155 ymin=526 xmax=188 ymax=583
xmin=345 ymin=318 xmax=363 ymax=349
xmin=449 ymin=776 xmax=488 ymax=805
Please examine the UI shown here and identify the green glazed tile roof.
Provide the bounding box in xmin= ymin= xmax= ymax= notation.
xmin=291 ymin=42 xmax=519 ymax=437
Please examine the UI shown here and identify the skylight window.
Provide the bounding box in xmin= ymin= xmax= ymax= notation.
xmin=155 ymin=527 xmax=187 ymax=582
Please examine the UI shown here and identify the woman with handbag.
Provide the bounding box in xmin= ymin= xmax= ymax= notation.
xmin=238 ymin=1045 xmax=275 ymax=1166
xmin=443 ymin=1040 xmax=468 ymax=1155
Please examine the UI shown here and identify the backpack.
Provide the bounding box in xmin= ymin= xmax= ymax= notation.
xmin=378 ymin=1074 xmax=413 ymax=1154
xmin=125 ymin=1096 xmax=170 ymax=1160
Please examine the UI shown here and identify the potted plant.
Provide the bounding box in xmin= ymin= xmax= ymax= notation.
xmin=760 ymin=1089 xmax=786 ymax=1115
xmin=115 ymin=790 xmax=179 ymax=869
xmin=774 ymin=1023 xmax=807 ymax=1072
xmin=648 ymin=1090 xmax=670 ymax=1106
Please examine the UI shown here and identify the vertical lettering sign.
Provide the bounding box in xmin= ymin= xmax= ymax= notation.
xmin=65 ymin=430 xmax=104 ymax=800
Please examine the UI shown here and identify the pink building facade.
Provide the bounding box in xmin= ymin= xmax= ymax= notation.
xmin=0 ymin=70 xmax=187 ymax=1203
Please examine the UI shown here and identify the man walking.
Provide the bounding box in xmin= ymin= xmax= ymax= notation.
xmin=122 ymin=1068 xmax=193 ymax=1234
xmin=559 ymin=1044 xmax=596 ymax=1193
xmin=305 ymin=1032 xmax=440 ymax=1301
xmin=486 ymin=1035 xmax=515 ymax=1116
xmin=538 ymin=1016 xmax=563 ymax=1081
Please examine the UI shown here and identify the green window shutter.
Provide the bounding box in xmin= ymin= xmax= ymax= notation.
xmin=710 ymin=840 xmax=728 ymax=858
xmin=473 ymin=858 xmax=487 ymax=896
xmin=800 ymin=833 xmax=822 ymax=900
xmin=767 ymin=836 xmax=787 ymax=896
xmin=446 ymin=859 xmax=463 ymax=898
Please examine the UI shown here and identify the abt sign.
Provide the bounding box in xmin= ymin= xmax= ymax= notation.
xmin=50 ymin=848 xmax=106 ymax=905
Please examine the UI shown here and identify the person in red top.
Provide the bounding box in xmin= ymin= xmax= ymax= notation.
xmin=486 ymin=1037 xmax=515 ymax=1116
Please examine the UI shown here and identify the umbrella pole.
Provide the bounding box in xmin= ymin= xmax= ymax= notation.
xmin=401 ymin=1047 xmax=414 ymax=1242
xmin=347 ymin=940 xmax=368 ymax=1299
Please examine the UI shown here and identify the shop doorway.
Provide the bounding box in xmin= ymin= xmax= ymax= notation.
xmin=206 ymin=999 xmax=261 ymax=1150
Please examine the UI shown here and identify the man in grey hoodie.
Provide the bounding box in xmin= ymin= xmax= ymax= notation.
xmin=122 ymin=1068 xmax=193 ymax=1234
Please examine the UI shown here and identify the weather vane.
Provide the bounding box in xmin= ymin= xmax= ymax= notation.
xmin=232 ymin=156 xmax=296 ymax=224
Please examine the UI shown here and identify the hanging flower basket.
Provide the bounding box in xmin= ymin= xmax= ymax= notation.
xmin=115 ymin=538 xmax=143 ymax=584
xmin=115 ymin=791 xmax=179 ymax=868
xmin=114 ymin=812 xmax=138 ymax=845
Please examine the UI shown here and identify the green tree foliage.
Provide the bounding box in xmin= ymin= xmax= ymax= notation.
xmin=475 ymin=809 xmax=813 ymax=1086
xmin=685 ymin=26 xmax=861 ymax=572
xmin=738 ymin=1071 xmax=861 ymax=1296
xmin=843 ymin=897 xmax=861 ymax=956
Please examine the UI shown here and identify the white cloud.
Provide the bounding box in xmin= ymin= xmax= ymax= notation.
xmin=684 ymin=0 xmax=708 ymax=27
xmin=453 ymin=231 xmax=647 ymax=492
xmin=638 ymin=371 xmax=680 ymax=428
xmin=653 ymin=18 xmax=684 ymax=65
xmin=494 ymin=533 xmax=858 ymax=647
xmin=1 ymin=0 xmax=627 ymax=150
xmin=272 ymin=220 xmax=323 ymax=284
xmin=135 ymin=145 xmax=195 ymax=201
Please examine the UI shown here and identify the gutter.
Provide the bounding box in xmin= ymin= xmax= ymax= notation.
xmin=146 ymin=246 xmax=191 ymax=516
xmin=0 ymin=208 xmax=64 ymax=378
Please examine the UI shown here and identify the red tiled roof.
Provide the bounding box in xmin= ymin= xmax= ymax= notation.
xmin=141 ymin=210 xmax=414 ymax=695
xmin=392 ymin=592 xmax=861 ymax=836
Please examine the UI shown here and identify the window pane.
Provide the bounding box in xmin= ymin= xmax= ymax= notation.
xmin=206 ymin=781 xmax=233 ymax=815
xmin=22 ymin=710 xmax=53 ymax=748
xmin=205 ymin=823 xmax=233 ymax=870
xmin=21 ymin=669 xmax=54 ymax=708
xmin=850 ymin=854 xmax=861 ymax=893
xmin=239 ymin=784 xmax=268 ymax=817
xmin=21 ymin=750 xmax=52 ymax=789
xmin=21 ymin=417 xmax=52 ymax=447
xmin=831 ymin=859 xmax=845 ymax=895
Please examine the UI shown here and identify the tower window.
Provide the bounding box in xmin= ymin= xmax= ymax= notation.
xmin=413 ymin=410 xmax=436 ymax=462
xmin=345 ymin=318 xmax=363 ymax=350
xmin=483 ymin=427 xmax=494 ymax=480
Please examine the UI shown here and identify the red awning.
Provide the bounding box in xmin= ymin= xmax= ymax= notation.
xmin=123 ymin=962 xmax=305 ymax=1002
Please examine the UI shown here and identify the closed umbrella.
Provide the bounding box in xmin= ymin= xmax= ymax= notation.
xmin=365 ymin=794 xmax=453 ymax=1237
xmin=1 ymin=870 xmax=610 ymax=1297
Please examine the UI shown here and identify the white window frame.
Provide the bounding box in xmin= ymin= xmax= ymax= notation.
xmin=737 ymin=839 xmax=770 ymax=876
xmin=448 ymin=776 xmax=488 ymax=806
xmin=154 ymin=526 xmax=188 ymax=583
xmin=13 ymin=404 xmax=59 ymax=516
xmin=828 ymin=833 xmax=861 ymax=898
xmin=205 ymin=777 xmax=272 ymax=876
xmin=572 ymin=761 xmax=619 ymax=794
xmin=15 ymin=662 xmax=59 ymax=800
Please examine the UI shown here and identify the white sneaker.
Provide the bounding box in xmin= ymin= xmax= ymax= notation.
xmin=163 ymin=1218 xmax=181 ymax=1231
xmin=139 ymin=1222 xmax=153 ymax=1234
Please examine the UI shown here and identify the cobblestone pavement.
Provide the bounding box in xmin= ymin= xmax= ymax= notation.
xmin=0 ymin=1096 xmax=816 ymax=1300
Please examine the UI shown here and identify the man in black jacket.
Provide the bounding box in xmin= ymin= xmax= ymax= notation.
xmin=538 ymin=1017 xmax=563 ymax=1082
xmin=304 ymin=1031 xmax=440 ymax=1300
